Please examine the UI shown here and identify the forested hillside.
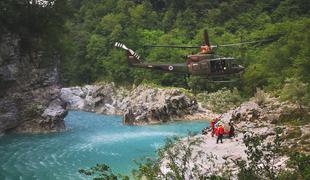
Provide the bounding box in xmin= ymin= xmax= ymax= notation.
xmin=2 ymin=0 xmax=309 ymax=96
xmin=61 ymin=0 xmax=309 ymax=95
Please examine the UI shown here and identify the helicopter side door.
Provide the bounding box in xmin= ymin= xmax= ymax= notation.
xmin=199 ymin=61 xmax=209 ymax=75
xmin=188 ymin=62 xmax=199 ymax=75
xmin=187 ymin=61 xmax=209 ymax=75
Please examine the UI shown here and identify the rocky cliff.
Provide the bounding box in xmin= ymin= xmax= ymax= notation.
xmin=61 ymin=83 xmax=213 ymax=125
xmin=0 ymin=33 xmax=67 ymax=134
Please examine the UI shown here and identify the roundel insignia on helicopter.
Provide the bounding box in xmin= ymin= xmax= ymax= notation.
xmin=168 ymin=66 xmax=174 ymax=71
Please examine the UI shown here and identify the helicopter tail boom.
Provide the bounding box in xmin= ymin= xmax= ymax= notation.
xmin=114 ymin=42 xmax=142 ymax=65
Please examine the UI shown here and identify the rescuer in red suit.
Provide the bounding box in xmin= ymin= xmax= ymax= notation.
xmin=216 ymin=124 xmax=224 ymax=144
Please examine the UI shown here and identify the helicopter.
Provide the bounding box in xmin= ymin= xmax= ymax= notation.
xmin=114 ymin=30 xmax=268 ymax=81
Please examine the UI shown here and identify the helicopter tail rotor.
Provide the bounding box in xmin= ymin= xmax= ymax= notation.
xmin=115 ymin=42 xmax=142 ymax=65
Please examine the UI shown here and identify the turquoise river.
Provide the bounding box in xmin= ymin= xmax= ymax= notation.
xmin=0 ymin=111 xmax=209 ymax=179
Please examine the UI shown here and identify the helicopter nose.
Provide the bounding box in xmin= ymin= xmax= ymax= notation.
xmin=238 ymin=65 xmax=245 ymax=73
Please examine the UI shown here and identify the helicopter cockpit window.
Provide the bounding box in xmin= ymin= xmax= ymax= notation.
xmin=211 ymin=60 xmax=227 ymax=73
xmin=232 ymin=64 xmax=238 ymax=67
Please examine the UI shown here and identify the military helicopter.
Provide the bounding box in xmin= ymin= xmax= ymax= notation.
xmin=114 ymin=30 xmax=267 ymax=81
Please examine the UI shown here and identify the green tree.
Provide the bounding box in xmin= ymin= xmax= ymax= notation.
xmin=236 ymin=128 xmax=283 ymax=180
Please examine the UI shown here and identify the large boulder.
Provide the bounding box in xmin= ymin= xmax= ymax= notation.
xmin=60 ymin=84 xmax=207 ymax=125
xmin=219 ymin=97 xmax=303 ymax=138
xmin=60 ymin=82 xmax=127 ymax=115
xmin=221 ymin=101 xmax=262 ymax=124
xmin=123 ymin=86 xmax=198 ymax=125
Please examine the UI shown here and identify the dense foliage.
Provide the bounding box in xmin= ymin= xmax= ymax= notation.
xmin=2 ymin=0 xmax=309 ymax=96
xmin=0 ymin=0 xmax=71 ymax=51
xmin=60 ymin=0 xmax=310 ymax=95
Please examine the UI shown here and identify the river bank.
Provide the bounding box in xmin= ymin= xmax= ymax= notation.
xmin=158 ymin=94 xmax=310 ymax=179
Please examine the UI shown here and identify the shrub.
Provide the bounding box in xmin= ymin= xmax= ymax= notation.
xmin=197 ymin=88 xmax=244 ymax=113
xmin=287 ymin=152 xmax=310 ymax=179
xmin=79 ymin=163 xmax=129 ymax=180
xmin=235 ymin=128 xmax=283 ymax=180
xmin=23 ymin=104 xmax=44 ymax=117
xmin=252 ymin=88 xmax=269 ymax=106
xmin=280 ymin=78 xmax=310 ymax=111
xmin=133 ymin=135 xmax=208 ymax=179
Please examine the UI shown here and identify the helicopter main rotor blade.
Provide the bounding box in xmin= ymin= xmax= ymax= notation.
xmin=145 ymin=37 xmax=273 ymax=49
xmin=211 ymin=38 xmax=273 ymax=48
xmin=144 ymin=45 xmax=200 ymax=49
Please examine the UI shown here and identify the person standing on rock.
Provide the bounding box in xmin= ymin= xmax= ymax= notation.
xmin=216 ymin=124 xmax=224 ymax=144
xmin=229 ymin=122 xmax=235 ymax=138
xmin=210 ymin=118 xmax=217 ymax=137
